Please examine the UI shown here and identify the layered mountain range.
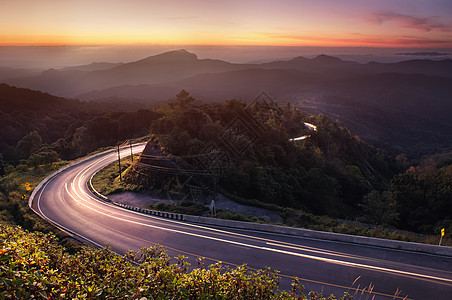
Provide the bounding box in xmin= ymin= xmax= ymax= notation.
xmin=2 ymin=49 xmax=452 ymax=157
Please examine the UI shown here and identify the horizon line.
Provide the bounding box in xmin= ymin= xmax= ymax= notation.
xmin=1 ymin=43 xmax=452 ymax=49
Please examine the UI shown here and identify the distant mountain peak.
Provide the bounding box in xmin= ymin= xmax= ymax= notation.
xmin=42 ymin=68 xmax=58 ymax=75
xmin=290 ymin=56 xmax=309 ymax=62
xmin=140 ymin=49 xmax=198 ymax=62
xmin=312 ymin=54 xmax=343 ymax=62
xmin=174 ymin=49 xmax=191 ymax=54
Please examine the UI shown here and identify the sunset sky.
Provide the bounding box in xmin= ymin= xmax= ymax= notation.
xmin=2 ymin=0 xmax=452 ymax=48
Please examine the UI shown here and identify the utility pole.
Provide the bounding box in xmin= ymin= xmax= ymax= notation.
xmin=209 ymin=149 xmax=221 ymax=216
xmin=117 ymin=144 xmax=122 ymax=182
xmin=129 ymin=140 xmax=133 ymax=163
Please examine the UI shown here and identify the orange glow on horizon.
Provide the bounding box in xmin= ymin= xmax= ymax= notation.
xmin=1 ymin=1 xmax=451 ymax=49
xmin=1 ymin=36 xmax=451 ymax=48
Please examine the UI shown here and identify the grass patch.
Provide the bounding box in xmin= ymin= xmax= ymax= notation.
xmin=0 ymin=160 xmax=86 ymax=253
xmin=90 ymin=154 xmax=141 ymax=196
xmin=0 ymin=161 xmax=69 ymax=227
xmin=215 ymin=210 xmax=268 ymax=223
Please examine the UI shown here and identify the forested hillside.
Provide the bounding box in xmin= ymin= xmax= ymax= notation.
xmin=124 ymin=91 xmax=451 ymax=237
xmin=390 ymin=155 xmax=452 ymax=233
xmin=0 ymin=84 xmax=158 ymax=174
xmin=127 ymin=91 xmax=397 ymax=219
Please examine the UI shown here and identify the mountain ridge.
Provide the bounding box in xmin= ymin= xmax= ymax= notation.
xmin=137 ymin=49 xmax=198 ymax=62
xmin=4 ymin=49 xmax=452 ymax=98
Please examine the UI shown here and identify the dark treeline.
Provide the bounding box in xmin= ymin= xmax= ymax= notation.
xmin=0 ymin=84 xmax=159 ymax=174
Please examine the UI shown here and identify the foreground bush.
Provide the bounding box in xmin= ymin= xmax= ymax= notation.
xmin=1 ymin=223 xmax=353 ymax=299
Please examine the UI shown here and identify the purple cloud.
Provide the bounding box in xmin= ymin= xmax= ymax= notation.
xmin=258 ymin=32 xmax=452 ymax=47
xmin=370 ymin=12 xmax=451 ymax=32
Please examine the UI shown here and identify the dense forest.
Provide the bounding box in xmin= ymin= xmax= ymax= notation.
xmin=124 ymin=91 xmax=451 ymax=237
xmin=144 ymin=91 xmax=393 ymax=214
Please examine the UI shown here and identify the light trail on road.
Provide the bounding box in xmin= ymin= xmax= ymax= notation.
xmin=62 ymin=180 xmax=452 ymax=286
xmin=31 ymin=145 xmax=452 ymax=299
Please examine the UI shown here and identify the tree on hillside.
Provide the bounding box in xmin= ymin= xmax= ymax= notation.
xmin=15 ymin=131 xmax=42 ymax=159
xmin=175 ymin=90 xmax=195 ymax=109
xmin=390 ymin=161 xmax=452 ymax=233
xmin=72 ymin=126 xmax=96 ymax=157
xmin=139 ymin=92 xmax=397 ymax=218
xmin=358 ymin=190 xmax=399 ymax=226
xmin=27 ymin=150 xmax=59 ymax=168
xmin=0 ymin=153 xmax=4 ymax=176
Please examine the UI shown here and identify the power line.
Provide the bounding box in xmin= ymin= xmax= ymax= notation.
xmin=135 ymin=162 xmax=211 ymax=176
xmin=117 ymin=143 xmax=122 ymax=182
xmin=139 ymin=149 xmax=220 ymax=160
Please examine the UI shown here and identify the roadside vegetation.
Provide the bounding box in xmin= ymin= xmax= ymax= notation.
xmin=0 ymin=159 xmax=66 ymax=232
xmin=1 ymin=223 xmax=366 ymax=299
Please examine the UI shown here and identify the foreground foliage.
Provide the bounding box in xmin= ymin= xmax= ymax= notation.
xmin=0 ymin=223 xmax=356 ymax=299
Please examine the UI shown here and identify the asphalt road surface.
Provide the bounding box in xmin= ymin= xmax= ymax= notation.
xmin=31 ymin=145 xmax=452 ymax=299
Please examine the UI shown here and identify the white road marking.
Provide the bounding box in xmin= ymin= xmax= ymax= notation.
xmin=63 ymin=183 xmax=452 ymax=285
xmin=32 ymin=144 xmax=452 ymax=292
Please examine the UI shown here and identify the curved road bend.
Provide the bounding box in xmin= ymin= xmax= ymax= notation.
xmin=32 ymin=146 xmax=452 ymax=299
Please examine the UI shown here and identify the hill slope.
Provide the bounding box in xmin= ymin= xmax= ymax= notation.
xmin=0 ymin=84 xmax=157 ymax=162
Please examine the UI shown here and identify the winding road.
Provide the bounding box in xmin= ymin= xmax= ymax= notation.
xmin=31 ymin=145 xmax=452 ymax=299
